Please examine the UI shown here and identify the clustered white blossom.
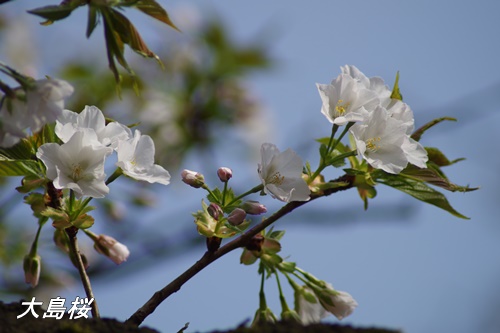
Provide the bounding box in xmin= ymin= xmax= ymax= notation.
xmin=36 ymin=105 xmax=170 ymax=198
xmin=0 ymin=78 xmax=74 ymax=147
xmin=318 ymin=65 xmax=428 ymax=174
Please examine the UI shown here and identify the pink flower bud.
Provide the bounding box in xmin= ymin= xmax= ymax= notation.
xmin=241 ymin=200 xmax=267 ymax=215
xmin=181 ymin=169 xmax=205 ymax=188
xmin=94 ymin=234 xmax=130 ymax=265
xmin=227 ymin=208 xmax=246 ymax=226
xmin=207 ymin=202 xmax=223 ymax=220
xmin=23 ymin=254 xmax=41 ymax=288
xmin=217 ymin=167 xmax=233 ymax=182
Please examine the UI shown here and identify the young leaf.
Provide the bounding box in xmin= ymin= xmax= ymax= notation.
xmin=390 ymin=71 xmax=403 ymax=101
xmin=107 ymin=8 xmax=162 ymax=62
xmin=133 ymin=0 xmax=180 ymax=31
xmin=86 ymin=5 xmax=99 ymax=38
xmin=0 ymin=159 xmax=40 ymax=177
xmin=401 ymin=165 xmax=478 ymax=193
xmin=27 ymin=0 xmax=84 ymax=24
xmin=40 ymin=207 xmax=69 ymax=224
xmin=374 ymin=172 xmax=469 ymax=219
xmin=425 ymin=147 xmax=465 ymax=167
xmin=411 ymin=117 xmax=456 ymax=142
xmin=72 ymin=214 xmax=95 ymax=229
xmin=16 ymin=175 xmax=47 ymax=193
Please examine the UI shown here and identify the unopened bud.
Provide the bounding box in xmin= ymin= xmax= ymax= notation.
xmin=227 ymin=208 xmax=246 ymax=226
xmin=217 ymin=167 xmax=232 ymax=182
xmin=23 ymin=254 xmax=41 ymax=288
xmin=94 ymin=234 xmax=130 ymax=265
xmin=207 ymin=203 xmax=223 ymax=220
xmin=181 ymin=169 xmax=205 ymax=188
xmin=241 ymin=200 xmax=267 ymax=215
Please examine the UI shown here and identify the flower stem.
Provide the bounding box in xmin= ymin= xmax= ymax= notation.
xmin=202 ymin=184 xmax=218 ymax=201
xmin=274 ymin=271 xmax=291 ymax=313
xmin=106 ymin=168 xmax=123 ymax=185
xmin=227 ymin=184 xmax=264 ymax=207
xmin=65 ymin=227 xmax=99 ymax=318
xmin=221 ymin=181 xmax=229 ymax=206
xmin=258 ymin=263 xmax=267 ymax=310
xmin=329 ymin=122 xmax=354 ymax=155
xmin=29 ymin=217 xmax=48 ymax=256
xmin=309 ymin=123 xmax=355 ymax=184
xmin=326 ymin=124 xmax=339 ymax=154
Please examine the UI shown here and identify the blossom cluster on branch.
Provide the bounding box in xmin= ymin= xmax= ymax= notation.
xmin=1 ymin=54 xmax=475 ymax=328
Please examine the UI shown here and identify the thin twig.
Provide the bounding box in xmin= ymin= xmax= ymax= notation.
xmin=126 ymin=174 xmax=355 ymax=326
xmin=66 ymin=226 xmax=100 ymax=318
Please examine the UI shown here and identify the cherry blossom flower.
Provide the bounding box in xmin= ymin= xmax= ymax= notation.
xmin=116 ymin=130 xmax=170 ymax=185
xmin=258 ymin=143 xmax=310 ymax=202
xmin=0 ymin=78 xmax=73 ymax=147
xmin=26 ymin=78 xmax=74 ymax=132
xmin=350 ymin=106 xmax=409 ymax=174
xmin=341 ymin=65 xmax=392 ymax=107
xmin=387 ymin=101 xmax=428 ymax=168
xmin=36 ymin=130 xmax=112 ymax=198
xmin=317 ymin=73 xmax=379 ymax=126
xmin=56 ymin=105 xmax=131 ymax=149
xmin=296 ymin=286 xmax=329 ymax=324
xmin=315 ymin=287 xmax=358 ymax=320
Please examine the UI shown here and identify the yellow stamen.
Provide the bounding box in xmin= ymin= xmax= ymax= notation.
xmin=269 ymin=172 xmax=285 ymax=185
xmin=365 ymin=137 xmax=381 ymax=153
xmin=335 ymin=99 xmax=351 ymax=116
xmin=71 ymin=164 xmax=83 ymax=181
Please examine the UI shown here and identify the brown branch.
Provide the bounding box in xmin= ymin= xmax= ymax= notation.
xmin=126 ymin=174 xmax=355 ymax=326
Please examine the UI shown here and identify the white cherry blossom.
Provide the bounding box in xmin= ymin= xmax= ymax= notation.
xmin=258 ymin=143 xmax=310 ymax=202
xmin=350 ymin=106 xmax=409 ymax=174
xmin=36 ymin=130 xmax=112 ymax=198
xmin=341 ymin=65 xmax=392 ymax=107
xmin=116 ymin=130 xmax=171 ymax=185
xmin=0 ymin=78 xmax=73 ymax=147
xmin=317 ymin=73 xmax=379 ymax=126
xmin=316 ymin=287 xmax=358 ymax=320
xmin=296 ymin=287 xmax=329 ymax=324
xmin=56 ymin=105 xmax=131 ymax=149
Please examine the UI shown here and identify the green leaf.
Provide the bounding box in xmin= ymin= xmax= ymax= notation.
xmin=16 ymin=175 xmax=47 ymax=193
xmin=27 ymin=0 xmax=84 ymax=23
xmin=401 ymin=165 xmax=478 ymax=193
xmin=425 ymin=147 xmax=465 ymax=167
xmin=107 ymin=8 xmax=161 ymax=61
xmin=207 ymin=188 xmax=223 ymax=203
xmin=374 ymin=172 xmax=469 ymax=219
xmin=411 ymin=117 xmax=456 ymax=142
xmin=41 ymin=207 xmax=67 ymax=220
xmin=0 ymin=159 xmax=40 ymax=176
xmin=268 ymin=229 xmax=285 ymax=241
xmin=0 ymin=138 xmax=35 ymax=160
xmin=101 ymin=7 xmax=130 ymax=83
xmin=24 ymin=193 xmax=46 ymax=218
xmin=86 ymin=5 xmax=99 ymax=38
xmin=390 ymin=71 xmax=403 ymax=101
xmin=72 ymin=213 xmax=95 ymax=229
xmin=133 ymin=0 xmax=180 ymax=31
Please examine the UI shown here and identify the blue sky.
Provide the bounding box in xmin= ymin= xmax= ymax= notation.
xmin=2 ymin=1 xmax=500 ymax=333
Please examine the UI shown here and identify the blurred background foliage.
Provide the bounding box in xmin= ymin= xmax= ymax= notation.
xmin=0 ymin=2 xmax=273 ymax=301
